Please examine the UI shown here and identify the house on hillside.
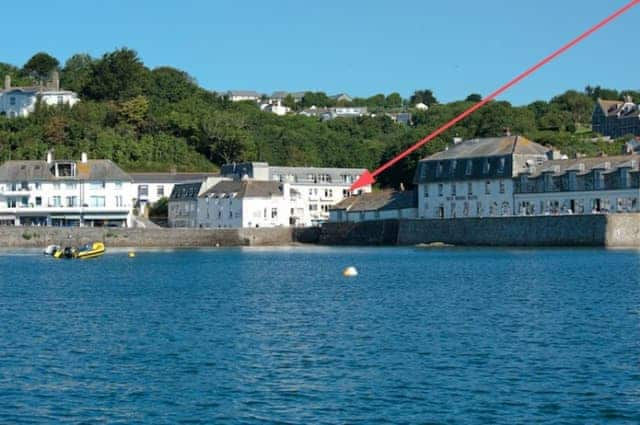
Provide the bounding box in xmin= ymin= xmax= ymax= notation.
xmin=331 ymin=93 xmax=353 ymax=103
xmin=592 ymin=97 xmax=640 ymax=138
xmin=0 ymin=73 xmax=79 ymax=118
xmin=270 ymin=91 xmax=305 ymax=103
xmin=226 ymin=90 xmax=262 ymax=102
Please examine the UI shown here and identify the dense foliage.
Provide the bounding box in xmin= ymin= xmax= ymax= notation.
xmin=0 ymin=49 xmax=638 ymax=188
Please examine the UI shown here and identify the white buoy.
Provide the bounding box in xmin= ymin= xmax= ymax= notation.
xmin=343 ymin=266 xmax=358 ymax=277
xmin=128 ymin=251 xmax=136 ymax=258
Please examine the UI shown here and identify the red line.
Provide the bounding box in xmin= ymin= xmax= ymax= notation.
xmin=372 ymin=0 xmax=640 ymax=178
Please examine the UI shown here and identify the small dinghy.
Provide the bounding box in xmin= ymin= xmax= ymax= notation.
xmin=50 ymin=242 xmax=106 ymax=259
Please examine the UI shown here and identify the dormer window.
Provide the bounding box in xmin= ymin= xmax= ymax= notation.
xmin=497 ymin=157 xmax=506 ymax=174
xmin=54 ymin=162 xmax=76 ymax=177
xmin=568 ymin=172 xmax=577 ymax=191
xmin=593 ymin=170 xmax=604 ymax=190
xmin=465 ymin=160 xmax=473 ymax=176
xmin=450 ymin=160 xmax=457 ymax=175
xmin=436 ymin=162 xmax=443 ymax=177
xmin=483 ymin=159 xmax=491 ymax=174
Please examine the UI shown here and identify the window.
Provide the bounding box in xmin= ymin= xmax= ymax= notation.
xmin=89 ymin=196 xmax=105 ymax=207
xmin=451 ymin=183 xmax=456 ymax=196
xmin=7 ymin=199 xmax=16 ymax=208
xmin=9 ymin=97 xmax=16 ymax=106
xmin=90 ymin=181 xmax=105 ymax=190
xmin=52 ymin=196 xmax=62 ymax=207
xmin=115 ymin=196 xmax=123 ymax=207
xmin=271 ymin=208 xmax=278 ymax=218
xmin=499 ymin=181 xmax=505 ymax=194
xmin=35 ymin=182 xmax=41 ymax=190
xmin=309 ymin=204 xmax=318 ymax=211
xmin=438 ymin=184 xmax=444 ymax=197
xmin=436 ymin=162 xmax=443 ymax=177
xmin=450 ymin=160 xmax=457 ymax=175
xmin=324 ymin=189 xmax=333 ymax=198
xmin=66 ymin=196 xmax=78 ymax=207
xmin=483 ymin=159 xmax=491 ymax=174
xmin=157 ymin=186 xmax=165 ymax=196
xmin=468 ymin=182 xmax=473 ymax=196
xmin=465 ymin=160 xmax=473 ymax=176
xmin=423 ymin=186 xmax=429 ymax=198
xmin=35 ymin=196 xmax=42 ymax=206
xmin=485 ymin=181 xmax=491 ymax=195
xmin=57 ymin=95 xmax=64 ymax=105
xmin=139 ymin=185 xmax=149 ymax=197
xmin=497 ymin=157 xmax=506 ymax=174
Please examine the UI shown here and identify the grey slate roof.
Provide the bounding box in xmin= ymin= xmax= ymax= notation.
xmin=227 ymin=90 xmax=262 ymax=97
xmin=200 ymin=180 xmax=283 ymax=198
xmin=597 ymin=99 xmax=640 ymax=119
xmin=427 ymin=135 xmax=549 ymax=161
xmin=0 ymin=160 xmax=131 ymax=182
xmin=129 ymin=172 xmax=218 ymax=183
xmin=332 ymin=190 xmax=417 ymax=212
xmin=523 ymin=155 xmax=640 ymax=178
xmin=169 ymin=182 xmax=203 ymax=200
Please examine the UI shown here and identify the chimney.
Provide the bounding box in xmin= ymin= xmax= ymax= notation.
xmin=4 ymin=75 xmax=10 ymax=90
xmin=504 ymin=127 xmax=512 ymax=137
xmin=80 ymin=152 xmax=88 ymax=163
xmin=46 ymin=150 xmax=54 ymax=164
xmin=51 ymin=71 xmax=60 ymax=90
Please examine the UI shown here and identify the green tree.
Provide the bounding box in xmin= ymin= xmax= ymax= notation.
xmin=84 ymin=48 xmax=150 ymax=101
xmin=410 ymin=89 xmax=438 ymax=106
xmin=61 ymin=54 xmax=94 ymax=93
xmin=23 ymin=52 xmax=59 ymax=81
xmin=118 ymin=95 xmax=150 ymax=128
xmin=149 ymin=67 xmax=198 ymax=103
xmin=199 ymin=113 xmax=254 ymax=164
xmin=385 ymin=92 xmax=403 ymax=109
xmin=465 ymin=93 xmax=482 ymax=102
xmin=282 ymin=94 xmax=296 ymax=110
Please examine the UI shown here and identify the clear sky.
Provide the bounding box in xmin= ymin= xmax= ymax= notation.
xmin=3 ymin=0 xmax=639 ymax=105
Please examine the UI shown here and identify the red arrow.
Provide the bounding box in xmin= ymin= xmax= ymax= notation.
xmin=350 ymin=0 xmax=640 ymax=192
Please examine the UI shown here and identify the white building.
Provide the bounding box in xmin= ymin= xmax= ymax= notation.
xmin=220 ymin=162 xmax=372 ymax=226
xmin=0 ymin=152 xmax=133 ymax=227
xmin=260 ymin=100 xmax=290 ymax=116
xmin=129 ymin=172 xmax=218 ymax=213
xmin=197 ymin=180 xmax=306 ymax=228
xmin=413 ymin=136 xmax=550 ymax=219
xmin=226 ymin=90 xmax=262 ymax=103
xmin=0 ymin=73 xmax=79 ymax=118
xmin=514 ymin=155 xmax=640 ymax=215
xmin=329 ymin=190 xmax=418 ymax=222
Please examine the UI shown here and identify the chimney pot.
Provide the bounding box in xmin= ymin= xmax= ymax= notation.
xmin=81 ymin=152 xmax=88 ymax=163
xmin=46 ymin=150 xmax=54 ymax=164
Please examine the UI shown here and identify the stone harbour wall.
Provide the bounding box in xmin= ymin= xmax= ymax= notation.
xmin=319 ymin=214 xmax=640 ymax=247
xmin=0 ymin=227 xmax=315 ymax=248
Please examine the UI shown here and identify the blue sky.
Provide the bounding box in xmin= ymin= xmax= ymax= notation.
xmin=3 ymin=0 xmax=639 ymax=105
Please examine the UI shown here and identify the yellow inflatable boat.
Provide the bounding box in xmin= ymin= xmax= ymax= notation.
xmin=52 ymin=242 xmax=106 ymax=259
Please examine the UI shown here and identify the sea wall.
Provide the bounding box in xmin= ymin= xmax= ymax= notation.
xmin=0 ymin=227 xmax=318 ymax=248
xmin=320 ymin=214 xmax=640 ymax=247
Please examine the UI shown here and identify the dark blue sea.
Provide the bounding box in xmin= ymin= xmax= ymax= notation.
xmin=1 ymin=247 xmax=639 ymax=424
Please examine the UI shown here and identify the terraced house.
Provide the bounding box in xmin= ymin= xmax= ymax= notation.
xmin=413 ymin=135 xmax=550 ymax=219
xmin=515 ymin=156 xmax=640 ymax=215
xmin=0 ymin=152 xmax=133 ymax=227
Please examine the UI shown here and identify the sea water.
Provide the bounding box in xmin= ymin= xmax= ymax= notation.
xmin=1 ymin=247 xmax=639 ymax=424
